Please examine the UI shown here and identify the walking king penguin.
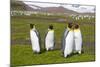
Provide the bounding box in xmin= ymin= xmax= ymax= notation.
xmin=73 ymin=23 xmax=82 ymax=54
xmin=63 ymin=23 xmax=74 ymax=58
xmin=45 ymin=25 xmax=55 ymax=51
xmin=30 ymin=24 xmax=41 ymax=54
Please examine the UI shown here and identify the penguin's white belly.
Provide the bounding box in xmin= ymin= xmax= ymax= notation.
xmin=30 ymin=30 xmax=40 ymax=52
xmin=45 ymin=32 xmax=54 ymax=49
xmin=74 ymin=31 xmax=82 ymax=51
xmin=64 ymin=31 xmax=74 ymax=55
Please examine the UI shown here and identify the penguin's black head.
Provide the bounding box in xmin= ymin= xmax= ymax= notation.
xmin=30 ymin=24 xmax=35 ymax=29
xmin=49 ymin=25 xmax=53 ymax=30
xmin=74 ymin=23 xmax=79 ymax=29
xmin=68 ymin=23 xmax=73 ymax=29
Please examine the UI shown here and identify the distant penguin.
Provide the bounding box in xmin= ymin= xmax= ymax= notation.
xmin=63 ymin=23 xmax=74 ymax=58
xmin=73 ymin=23 xmax=82 ymax=54
xmin=30 ymin=24 xmax=41 ymax=53
xmin=45 ymin=25 xmax=55 ymax=51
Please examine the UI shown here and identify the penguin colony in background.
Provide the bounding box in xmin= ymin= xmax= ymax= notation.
xmin=30 ymin=23 xmax=82 ymax=58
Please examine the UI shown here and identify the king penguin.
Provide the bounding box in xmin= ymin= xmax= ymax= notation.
xmin=30 ymin=24 xmax=41 ymax=53
xmin=63 ymin=23 xmax=74 ymax=58
xmin=45 ymin=25 xmax=55 ymax=51
xmin=73 ymin=23 xmax=82 ymax=54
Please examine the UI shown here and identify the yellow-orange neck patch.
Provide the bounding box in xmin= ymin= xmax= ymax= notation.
xmin=74 ymin=29 xmax=80 ymax=32
xmin=49 ymin=30 xmax=54 ymax=32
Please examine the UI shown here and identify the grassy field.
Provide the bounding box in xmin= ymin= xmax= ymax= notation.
xmin=11 ymin=15 xmax=95 ymax=66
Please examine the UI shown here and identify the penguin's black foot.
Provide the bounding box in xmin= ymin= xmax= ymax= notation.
xmin=64 ymin=54 xmax=72 ymax=58
xmin=36 ymin=52 xmax=41 ymax=54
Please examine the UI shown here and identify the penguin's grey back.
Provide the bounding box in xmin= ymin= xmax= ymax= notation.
xmin=61 ymin=29 xmax=69 ymax=52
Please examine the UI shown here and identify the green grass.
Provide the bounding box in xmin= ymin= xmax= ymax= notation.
xmin=11 ymin=45 xmax=95 ymax=66
xmin=11 ymin=15 xmax=95 ymax=66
